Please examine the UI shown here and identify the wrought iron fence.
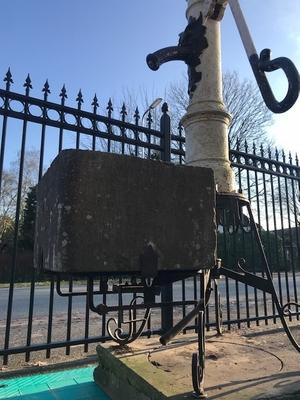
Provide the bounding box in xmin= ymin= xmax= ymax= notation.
xmin=0 ymin=70 xmax=299 ymax=364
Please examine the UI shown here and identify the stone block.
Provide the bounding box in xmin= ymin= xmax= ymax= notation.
xmin=34 ymin=150 xmax=216 ymax=275
xmin=94 ymin=344 xmax=168 ymax=400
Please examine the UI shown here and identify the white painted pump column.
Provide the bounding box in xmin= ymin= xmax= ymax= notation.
xmin=181 ymin=0 xmax=236 ymax=193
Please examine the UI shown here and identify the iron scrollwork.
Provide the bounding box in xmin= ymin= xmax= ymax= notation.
xmin=282 ymin=302 xmax=300 ymax=317
xmin=106 ymin=296 xmax=151 ymax=345
xmin=147 ymin=14 xmax=208 ymax=97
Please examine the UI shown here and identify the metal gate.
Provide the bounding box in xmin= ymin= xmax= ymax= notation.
xmin=0 ymin=70 xmax=299 ymax=364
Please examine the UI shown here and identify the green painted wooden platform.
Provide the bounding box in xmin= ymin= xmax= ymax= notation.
xmin=0 ymin=366 xmax=110 ymax=399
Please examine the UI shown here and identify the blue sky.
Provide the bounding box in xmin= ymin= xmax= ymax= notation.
xmin=1 ymin=0 xmax=299 ymax=157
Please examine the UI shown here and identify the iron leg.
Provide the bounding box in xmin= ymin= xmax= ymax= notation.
xmin=192 ymin=308 xmax=207 ymax=399
xmin=192 ymin=271 xmax=210 ymax=399
xmin=214 ymin=279 xmax=223 ymax=335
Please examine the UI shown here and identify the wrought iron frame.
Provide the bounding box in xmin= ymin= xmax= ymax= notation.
xmin=155 ymin=192 xmax=300 ymax=397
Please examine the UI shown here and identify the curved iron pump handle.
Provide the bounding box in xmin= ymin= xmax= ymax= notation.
xmin=250 ymin=48 xmax=300 ymax=113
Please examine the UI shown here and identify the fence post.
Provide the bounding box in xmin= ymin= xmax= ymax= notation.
xmin=160 ymin=102 xmax=171 ymax=162
xmin=160 ymin=102 xmax=173 ymax=332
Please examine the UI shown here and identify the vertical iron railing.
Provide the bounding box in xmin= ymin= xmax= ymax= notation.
xmin=160 ymin=102 xmax=174 ymax=333
xmin=0 ymin=70 xmax=299 ymax=364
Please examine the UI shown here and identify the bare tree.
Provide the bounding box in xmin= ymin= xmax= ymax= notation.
xmin=120 ymin=86 xmax=165 ymax=128
xmin=0 ymin=170 xmax=17 ymax=222
xmin=166 ymin=70 xmax=274 ymax=149
xmin=276 ymin=173 xmax=300 ymax=227
xmin=80 ymin=86 xmax=165 ymax=155
xmin=0 ymin=170 xmax=16 ymax=250
xmin=80 ymin=71 xmax=274 ymax=159
xmin=0 ymin=150 xmax=39 ymax=249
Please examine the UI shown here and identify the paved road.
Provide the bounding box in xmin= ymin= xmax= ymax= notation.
xmin=0 ymin=274 xmax=298 ymax=321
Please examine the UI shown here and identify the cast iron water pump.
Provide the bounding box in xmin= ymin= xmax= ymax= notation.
xmin=146 ymin=0 xmax=300 ymax=398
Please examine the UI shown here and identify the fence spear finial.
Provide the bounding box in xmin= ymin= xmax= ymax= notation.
xmin=92 ymin=93 xmax=99 ymax=111
xmin=60 ymin=84 xmax=68 ymax=99
xmin=76 ymin=89 xmax=84 ymax=106
xmin=121 ymin=103 xmax=127 ymax=121
xmin=134 ymin=107 xmax=140 ymax=125
xmin=107 ymin=98 xmax=113 ymax=118
xmin=24 ymin=74 xmax=33 ymax=94
xmin=42 ymin=80 xmax=51 ymax=100
xmin=4 ymin=68 xmax=13 ymax=89
xmin=268 ymin=146 xmax=272 ymax=159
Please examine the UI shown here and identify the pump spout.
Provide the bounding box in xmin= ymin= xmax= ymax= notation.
xmin=146 ymin=14 xmax=208 ymax=97
xmin=147 ymin=46 xmax=192 ymax=71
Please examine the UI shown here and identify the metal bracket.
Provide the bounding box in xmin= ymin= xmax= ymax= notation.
xmin=218 ymin=264 xmax=274 ymax=294
xmin=140 ymin=242 xmax=159 ymax=280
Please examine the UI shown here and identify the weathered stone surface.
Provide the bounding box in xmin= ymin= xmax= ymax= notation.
xmin=93 ymin=327 xmax=300 ymax=400
xmin=34 ymin=150 xmax=216 ymax=274
xmin=94 ymin=345 xmax=168 ymax=400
